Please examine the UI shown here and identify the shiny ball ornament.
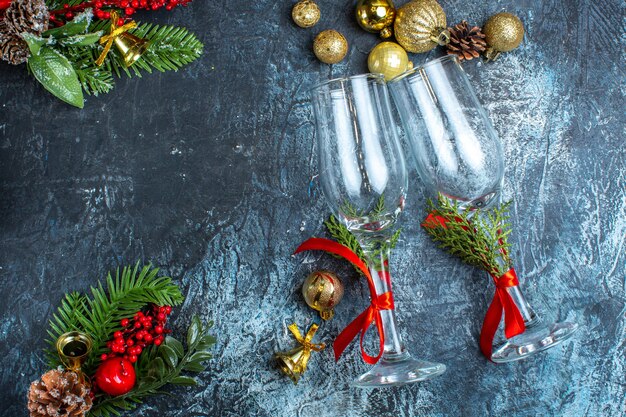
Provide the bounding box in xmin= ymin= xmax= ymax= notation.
xmin=302 ymin=270 xmax=344 ymax=320
xmin=355 ymin=0 xmax=396 ymax=39
xmin=368 ymin=42 xmax=412 ymax=81
xmin=394 ymin=0 xmax=449 ymax=53
xmin=313 ymin=30 xmax=348 ymax=64
xmin=483 ymin=12 xmax=524 ymax=61
xmin=94 ymin=357 xmax=136 ymax=396
xmin=292 ymin=0 xmax=320 ymax=28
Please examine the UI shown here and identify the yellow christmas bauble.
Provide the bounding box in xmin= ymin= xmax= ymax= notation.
xmin=368 ymin=42 xmax=412 ymax=81
xmin=292 ymin=0 xmax=321 ymax=28
xmin=313 ymin=30 xmax=348 ymax=64
xmin=355 ymin=0 xmax=396 ymax=39
xmin=394 ymin=0 xmax=449 ymax=53
xmin=483 ymin=12 xmax=524 ymax=58
xmin=302 ymin=270 xmax=344 ymax=320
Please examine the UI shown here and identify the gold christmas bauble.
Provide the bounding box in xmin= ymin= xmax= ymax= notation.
xmin=302 ymin=270 xmax=344 ymax=320
xmin=292 ymin=0 xmax=320 ymax=28
xmin=368 ymin=42 xmax=412 ymax=81
xmin=483 ymin=12 xmax=524 ymax=58
xmin=313 ymin=30 xmax=348 ymax=64
xmin=394 ymin=0 xmax=449 ymax=53
xmin=355 ymin=0 xmax=396 ymax=39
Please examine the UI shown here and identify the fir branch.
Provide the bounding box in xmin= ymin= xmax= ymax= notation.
xmin=422 ymin=193 xmax=513 ymax=277
xmin=324 ymin=215 xmax=365 ymax=262
xmin=45 ymin=263 xmax=184 ymax=376
xmin=88 ymin=318 xmax=216 ymax=417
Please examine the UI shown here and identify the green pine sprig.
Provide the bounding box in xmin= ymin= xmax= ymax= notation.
xmin=323 ymin=214 xmax=401 ymax=273
xmin=89 ymin=318 xmax=216 ymax=417
xmin=45 ymin=262 xmax=184 ymax=376
xmin=422 ymin=193 xmax=513 ymax=277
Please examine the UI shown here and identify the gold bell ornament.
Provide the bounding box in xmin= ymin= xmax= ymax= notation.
xmin=302 ymin=270 xmax=344 ymax=320
xmin=274 ymin=323 xmax=325 ymax=384
xmin=368 ymin=41 xmax=413 ymax=81
xmin=96 ymin=11 xmax=150 ymax=68
xmin=483 ymin=12 xmax=524 ymax=61
xmin=292 ymin=0 xmax=321 ymax=28
xmin=355 ymin=0 xmax=396 ymax=39
xmin=56 ymin=331 xmax=93 ymax=382
xmin=394 ymin=0 xmax=450 ymax=53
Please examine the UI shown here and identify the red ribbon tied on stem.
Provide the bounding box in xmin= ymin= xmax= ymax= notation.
xmin=422 ymin=212 xmax=526 ymax=361
xmin=480 ymin=269 xmax=526 ymax=360
xmin=294 ymin=238 xmax=393 ymax=365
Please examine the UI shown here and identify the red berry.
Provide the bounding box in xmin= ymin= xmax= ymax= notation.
xmin=65 ymin=11 xmax=74 ymax=18
xmin=129 ymin=355 xmax=138 ymax=363
xmin=126 ymin=339 xmax=135 ymax=347
xmin=157 ymin=313 xmax=166 ymax=321
xmin=101 ymin=354 xmax=108 ymax=361
xmin=63 ymin=3 xmax=69 ymax=8
xmin=154 ymin=337 xmax=163 ymax=346
xmin=134 ymin=321 xmax=142 ymax=329
xmin=134 ymin=346 xmax=142 ymax=355
xmin=120 ymin=318 xmax=129 ymax=327
xmin=154 ymin=325 xmax=164 ymax=334
xmin=114 ymin=331 xmax=123 ymax=339
xmin=144 ymin=334 xmax=153 ymax=343
xmin=164 ymin=306 xmax=172 ymax=314
xmin=131 ymin=0 xmax=139 ymax=6
xmin=95 ymin=0 xmax=103 ymax=7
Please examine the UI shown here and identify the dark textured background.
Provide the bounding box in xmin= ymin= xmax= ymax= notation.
xmin=1 ymin=0 xmax=624 ymax=416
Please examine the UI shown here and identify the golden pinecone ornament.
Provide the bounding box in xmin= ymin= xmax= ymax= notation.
xmin=27 ymin=368 xmax=93 ymax=417
xmin=394 ymin=0 xmax=449 ymax=53
xmin=302 ymin=270 xmax=344 ymax=320
xmin=483 ymin=12 xmax=524 ymax=61
xmin=313 ymin=30 xmax=348 ymax=64
xmin=355 ymin=0 xmax=396 ymax=39
xmin=368 ymin=42 xmax=412 ymax=81
xmin=292 ymin=0 xmax=320 ymax=28
xmin=446 ymin=20 xmax=487 ymax=61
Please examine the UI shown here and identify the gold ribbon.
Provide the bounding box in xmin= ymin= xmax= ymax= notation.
xmin=95 ymin=11 xmax=137 ymax=66
xmin=287 ymin=323 xmax=325 ymax=373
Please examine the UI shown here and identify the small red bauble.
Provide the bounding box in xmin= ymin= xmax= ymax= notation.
xmin=95 ymin=357 xmax=136 ymax=396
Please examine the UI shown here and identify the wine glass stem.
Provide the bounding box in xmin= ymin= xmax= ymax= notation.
xmin=506 ymin=284 xmax=540 ymax=327
xmin=360 ymin=240 xmax=406 ymax=356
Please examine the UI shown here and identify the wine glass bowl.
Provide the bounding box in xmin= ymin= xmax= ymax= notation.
xmin=390 ymin=56 xmax=504 ymax=211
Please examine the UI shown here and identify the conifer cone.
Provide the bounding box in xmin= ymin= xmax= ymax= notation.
xmin=27 ymin=369 xmax=93 ymax=417
xmin=4 ymin=0 xmax=49 ymax=36
xmin=0 ymin=19 xmax=29 ymax=64
xmin=446 ymin=20 xmax=486 ymax=61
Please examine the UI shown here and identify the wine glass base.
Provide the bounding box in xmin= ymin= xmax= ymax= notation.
xmin=491 ymin=320 xmax=578 ymax=363
xmin=352 ymin=351 xmax=446 ymax=388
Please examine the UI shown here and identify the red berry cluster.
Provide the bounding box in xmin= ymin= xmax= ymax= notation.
xmin=49 ymin=0 xmax=192 ymax=27
xmin=101 ymin=305 xmax=173 ymax=364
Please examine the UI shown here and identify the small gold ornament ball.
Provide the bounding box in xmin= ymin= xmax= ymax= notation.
xmin=302 ymin=270 xmax=344 ymax=320
xmin=355 ymin=0 xmax=396 ymax=39
xmin=313 ymin=30 xmax=348 ymax=64
xmin=292 ymin=0 xmax=321 ymax=28
xmin=368 ymin=42 xmax=412 ymax=81
xmin=483 ymin=12 xmax=524 ymax=52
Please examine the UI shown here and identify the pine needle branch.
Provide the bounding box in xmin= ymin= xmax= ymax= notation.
xmin=422 ymin=193 xmax=513 ymax=277
xmin=45 ymin=262 xmax=184 ymax=376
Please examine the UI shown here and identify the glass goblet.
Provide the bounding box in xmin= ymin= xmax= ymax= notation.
xmin=310 ymin=73 xmax=446 ymax=385
xmin=389 ymin=56 xmax=578 ymax=362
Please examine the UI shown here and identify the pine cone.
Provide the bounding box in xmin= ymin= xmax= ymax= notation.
xmin=0 ymin=19 xmax=29 ymax=64
xmin=27 ymin=369 xmax=93 ymax=417
xmin=446 ymin=20 xmax=487 ymax=61
xmin=4 ymin=0 xmax=49 ymax=36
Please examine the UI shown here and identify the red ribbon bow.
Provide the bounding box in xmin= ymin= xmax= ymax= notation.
xmin=480 ymin=268 xmax=526 ymax=360
xmin=422 ymin=212 xmax=526 ymax=361
xmin=294 ymin=237 xmax=393 ymax=365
